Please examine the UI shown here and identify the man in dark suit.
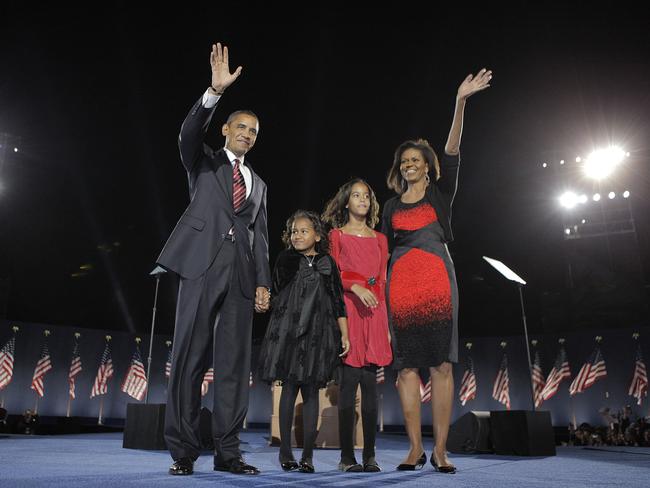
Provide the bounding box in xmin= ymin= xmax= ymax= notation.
xmin=157 ymin=43 xmax=271 ymax=476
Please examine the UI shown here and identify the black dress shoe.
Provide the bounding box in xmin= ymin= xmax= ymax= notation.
xmin=363 ymin=458 xmax=382 ymax=472
xmin=338 ymin=461 xmax=363 ymax=472
xmin=168 ymin=457 xmax=194 ymax=475
xmin=280 ymin=460 xmax=299 ymax=471
xmin=396 ymin=452 xmax=426 ymax=471
xmin=214 ymin=457 xmax=260 ymax=475
xmin=431 ymin=452 xmax=456 ymax=474
xmin=298 ymin=458 xmax=315 ymax=473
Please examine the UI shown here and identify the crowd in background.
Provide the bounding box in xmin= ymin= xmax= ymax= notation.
xmin=569 ymin=405 xmax=650 ymax=447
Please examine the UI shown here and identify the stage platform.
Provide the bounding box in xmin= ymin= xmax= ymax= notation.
xmin=1 ymin=429 xmax=649 ymax=487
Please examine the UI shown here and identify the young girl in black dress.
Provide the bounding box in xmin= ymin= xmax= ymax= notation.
xmin=258 ymin=210 xmax=350 ymax=473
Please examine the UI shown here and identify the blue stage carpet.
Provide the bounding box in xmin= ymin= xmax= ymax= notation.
xmin=1 ymin=430 xmax=649 ymax=487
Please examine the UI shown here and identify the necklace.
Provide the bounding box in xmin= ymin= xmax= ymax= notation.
xmin=305 ymin=254 xmax=316 ymax=267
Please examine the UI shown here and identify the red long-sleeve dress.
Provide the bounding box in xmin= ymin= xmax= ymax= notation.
xmin=329 ymin=229 xmax=393 ymax=368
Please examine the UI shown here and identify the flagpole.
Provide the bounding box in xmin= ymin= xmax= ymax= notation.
xmin=34 ymin=394 xmax=39 ymax=415
xmin=146 ymin=266 xmax=166 ymax=404
xmin=98 ymin=396 xmax=104 ymax=425
xmin=66 ymin=395 xmax=72 ymax=417
xmin=96 ymin=334 xmax=112 ymax=425
xmin=517 ymin=284 xmax=536 ymax=411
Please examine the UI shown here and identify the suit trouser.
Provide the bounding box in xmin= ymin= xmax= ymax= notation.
xmin=164 ymin=240 xmax=254 ymax=462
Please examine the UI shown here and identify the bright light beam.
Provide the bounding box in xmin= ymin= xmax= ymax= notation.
xmin=583 ymin=146 xmax=626 ymax=180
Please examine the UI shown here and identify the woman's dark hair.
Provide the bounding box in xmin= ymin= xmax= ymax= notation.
xmin=281 ymin=209 xmax=330 ymax=254
xmin=386 ymin=138 xmax=440 ymax=195
xmin=321 ymin=178 xmax=380 ymax=229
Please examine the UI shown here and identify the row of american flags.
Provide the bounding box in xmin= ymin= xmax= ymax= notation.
xmin=1 ymin=329 xmax=647 ymax=411
xmin=0 ymin=332 xmax=167 ymax=403
xmin=373 ymin=338 xmax=647 ymax=409
xmin=0 ymin=330 xmax=258 ymax=404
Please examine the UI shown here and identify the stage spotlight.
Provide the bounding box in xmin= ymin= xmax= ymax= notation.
xmin=593 ymin=193 xmax=601 ymax=201
xmin=13 ymin=147 xmax=18 ymax=153
xmin=575 ymin=156 xmax=582 ymax=162
xmin=542 ymin=162 xmax=547 ymax=168
xmin=560 ymin=191 xmax=578 ymax=209
xmin=608 ymin=191 xmax=616 ymax=199
xmin=560 ymin=159 xmax=565 ymax=165
xmin=581 ymin=219 xmax=587 ymax=224
xmin=584 ymin=146 xmax=626 ymax=180
xmin=578 ymin=194 xmax=588 ymax=204
xmin=564 ymin=228 xmax=571 ymax=235
xmin=623 ymin=190 xmax=630 ymax=198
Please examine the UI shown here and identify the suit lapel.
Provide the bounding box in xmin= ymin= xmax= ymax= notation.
xmin=213 ymin=149 xmax=233 ymax=203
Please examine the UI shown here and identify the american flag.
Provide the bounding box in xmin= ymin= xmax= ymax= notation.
xmin=420 ymin=377 xmax=432 ymax=403
xmin=628 ymin=345 xmax=648 ymax=406
xmin=584 ymin=347 xmax=607 ymax=388
xmin=31 ymin=340 xmax=53 ymax=398
xmin=121 ymin=346 xmax=147 ymax=401
xmin=0 ymin=335 xmax=16 ymax=391
xmin=201 ymin=368 xmax=214 ymax=396
xmin=458 ymin=355 xmax=477 ymax=406
xmin=90 ymin=343 xmax=114 ymax=398
xmin=376 ymin=367 xmax=385 ymax=384
xmin=569 ymin=346 xmax=606 ymax=396
xmin=532 ymin=350 xmax=546 ymax=408
xmin=540 ymin=345 xmax=571 ymax=401
xmin=165 ymin=346 xmax=172 ymax=379
xmin=68 ymin=341 xmax=82 ymax=399
xmin=492 ymin=353 xmax=510 ymax=410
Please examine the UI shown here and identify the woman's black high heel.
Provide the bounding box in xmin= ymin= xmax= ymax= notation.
xmin=280 ymin=460 xmax=299 ymax=471
xmin=396 ymin=452 xmax=426 ymax=471
xmin=431 ymin=452 xmax=457 ymax=474
xmin=298 ymin=458 xmax=315 ymax=473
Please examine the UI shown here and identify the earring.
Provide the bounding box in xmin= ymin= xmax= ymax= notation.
xmin=425 ymin=173 xmax=431 ymax=184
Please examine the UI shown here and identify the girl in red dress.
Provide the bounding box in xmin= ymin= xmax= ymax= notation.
xmin=323 ymin=179 xmax=392 ymax=472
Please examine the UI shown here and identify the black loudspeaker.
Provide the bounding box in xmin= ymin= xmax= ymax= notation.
xmin=448 ymin=411 xmax=493 ymax=454
xmin=123 ymin=403 xmax=167 ymax=450
xmin=489 ymin=410 xmax=556 ymax=456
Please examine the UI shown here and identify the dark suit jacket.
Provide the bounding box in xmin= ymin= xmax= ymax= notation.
xmin=157 ymin=95 xmax=271 ymax=297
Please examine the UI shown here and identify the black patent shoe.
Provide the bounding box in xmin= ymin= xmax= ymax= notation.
xmin=431 ymin=452 xmax=457 ymax=474
xmin=214 ymin=457 xmax=260 ymax=475
xmin=280 ymin=458 xmax=299 ymax=471
xmin=169 ymin=457 xmax=194 ymax=475
xmin=338 ymin=461 xmax=363 ymax=472
xmin=363 ymin=457 xmax=382 ymax=472
xmin=299 ymin=458 xmax=315 ymax=473
xmin=396 ymin=452 xmax=426 ymax=471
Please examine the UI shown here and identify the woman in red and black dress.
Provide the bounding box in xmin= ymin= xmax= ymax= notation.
xmin=382 ymin=68 xmax=492 ymax=473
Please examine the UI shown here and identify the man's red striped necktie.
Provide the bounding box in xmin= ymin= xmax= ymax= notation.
xmin=232 ymin=159 xmax=246 ymax=212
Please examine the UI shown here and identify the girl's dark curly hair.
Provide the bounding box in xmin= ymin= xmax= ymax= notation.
xmin=321 ymin=178 xmax=380 ymax=229
xmin=386 ymin=138 xmax=440 ymax=195
xmin=281 ymin=209 xmax=330 ymax=254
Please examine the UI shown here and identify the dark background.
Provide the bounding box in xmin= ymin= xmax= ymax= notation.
xmin=1 ymin=3 xmax=649 ymax=342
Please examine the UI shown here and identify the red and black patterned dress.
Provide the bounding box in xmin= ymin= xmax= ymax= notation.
xmin=381 ymin=153 xmax=460 ymax=368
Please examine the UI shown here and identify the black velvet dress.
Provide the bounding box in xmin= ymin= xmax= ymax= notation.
xmin=258 ymin=249 xmax=347 ymax=388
